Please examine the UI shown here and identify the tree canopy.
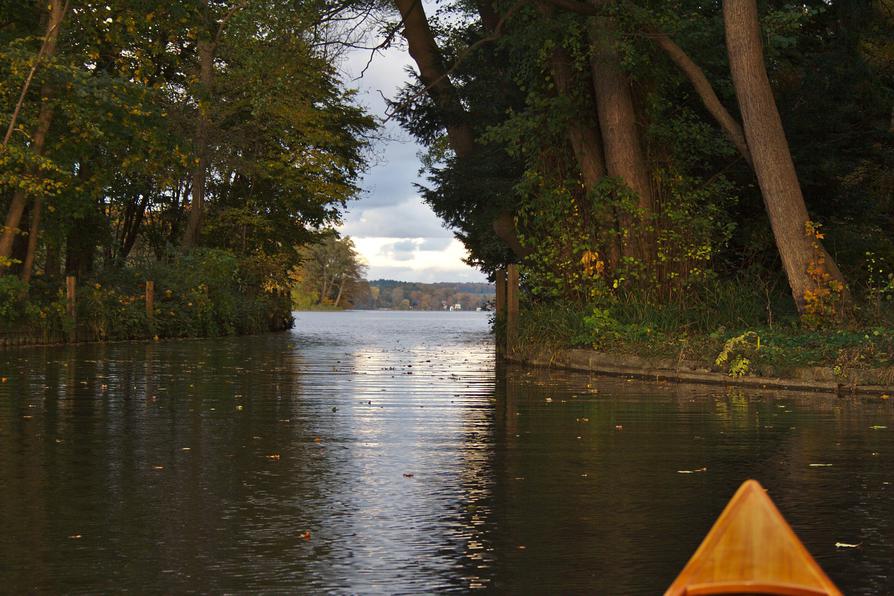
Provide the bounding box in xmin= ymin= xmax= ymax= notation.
xmin=387 ymin=0 xmax=894 ymax=324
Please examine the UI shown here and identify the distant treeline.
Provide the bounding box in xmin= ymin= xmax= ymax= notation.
xmin=354 ymin=280 xmax=494 ymax=311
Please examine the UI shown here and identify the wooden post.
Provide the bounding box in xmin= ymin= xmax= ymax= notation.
xmin=145 ymin=280 xmax=154 ymax=320
xmin=507 ymin=264 xmax=519 ymax=355
xmin=65 ymin=275 xmax=76 ymax=343
xmin=495 ymin=268 xmax=507 ymax=355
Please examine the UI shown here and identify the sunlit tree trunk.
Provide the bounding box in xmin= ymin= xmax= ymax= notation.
xmin=0 ymin=0 xmax=65 ymax=267
xmin=723 ymin=0 xmax=849 ymax=313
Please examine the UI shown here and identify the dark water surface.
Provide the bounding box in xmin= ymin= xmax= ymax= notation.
xmin=1 ymin=311 xmax=892 ymax=593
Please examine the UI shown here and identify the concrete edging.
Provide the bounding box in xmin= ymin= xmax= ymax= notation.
xmin=506 ymin=348 xmax=894 ymax=396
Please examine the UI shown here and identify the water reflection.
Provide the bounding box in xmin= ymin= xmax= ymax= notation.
xmin=0 ymin=311 xmax=892 ymax=594
xmin=493 ymin=368 xmax=893 ymax=594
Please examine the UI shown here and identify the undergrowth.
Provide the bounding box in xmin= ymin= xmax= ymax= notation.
xmin=0 ymin=249 xmax=293 ymax=344
xmin=514 ymin=277 xmax=894 ymax=375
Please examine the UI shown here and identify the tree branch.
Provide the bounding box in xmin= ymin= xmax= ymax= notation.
xmin=2 ymin=0 xmax=69 ymax=147
xmin=385 ymin=0 xmax=530 ymax=123
xmin=540 ymin=0 xmax=753 ymax=166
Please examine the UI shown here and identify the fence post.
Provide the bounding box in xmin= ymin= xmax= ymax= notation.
xmin=66 ymin=275 xmax=76 ymax=343
xmin=507 ymin=264 xmax=519 ymax=356
xmin=145 ymin=280 xmax=154 ymax=320
xmin=495 ymin=268 xmax=507 ymax=356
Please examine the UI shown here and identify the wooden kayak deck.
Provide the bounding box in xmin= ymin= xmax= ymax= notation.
xmin=665 ymin=480 xmax=842 ymax=596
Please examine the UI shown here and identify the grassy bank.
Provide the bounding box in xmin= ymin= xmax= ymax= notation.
xmin=514 ymin=279 xmax=894 ymax=379
xmin=1 ymin=250 xmax=293 ymax=346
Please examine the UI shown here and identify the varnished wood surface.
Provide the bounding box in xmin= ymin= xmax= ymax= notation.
xmin=665 ymin=479 xmax=842 ymax=596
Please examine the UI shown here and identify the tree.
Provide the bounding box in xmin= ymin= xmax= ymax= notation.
xmin=723 ymin=0 xmax=849 ymax=314
xmin=393 ymin=0 xmax=529 ymax=261
xmin=0 ymin=0 xmax=67 ymax=269
xmin=291 ymin=234 xmax=366 ymax=308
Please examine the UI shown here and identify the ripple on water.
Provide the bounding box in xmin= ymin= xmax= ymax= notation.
xmin=0 ymin=311 xmax=892 ymax=594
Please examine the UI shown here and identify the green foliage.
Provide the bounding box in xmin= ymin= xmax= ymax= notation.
xmin=0 ymin=276 xmax=37 ymax=322
xmin=714 ymin=331 xmax=760 ymax=377
xmin=0 ymin=250 xmax=292 ymax=342
xmin=290 ymin=234 xmax=367 ymax=309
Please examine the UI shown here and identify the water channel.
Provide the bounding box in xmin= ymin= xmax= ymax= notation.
xmin=1 ymin=311 xmax=892 ymax=593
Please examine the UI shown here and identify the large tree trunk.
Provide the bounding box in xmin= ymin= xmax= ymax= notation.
xmin=544 ymin=43 xmax=622 ymax=266
xmin=723 ymin=0 xmax=848 ymax=313
xmin=0 ymin=0 xmax=64 ymax=266
xmin=395 ymin=0 xmax=476 ymax=158
xmin=181 ymin=39 xmax=214 ymax=249
xmin=588 ymin=17 xmax=655 ymax=263
xmin=546 ymin=46 xmax=606 ymax=188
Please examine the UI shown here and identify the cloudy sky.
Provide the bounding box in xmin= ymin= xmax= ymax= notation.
xmin=337 ymin=37 xmax=487 ymax=283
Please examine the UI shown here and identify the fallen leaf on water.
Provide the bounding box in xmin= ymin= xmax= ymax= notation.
xmin=403 ymin=473 xmax=414 ymax=478
xmin=870 ymin=425 xmax=887 ymax=430
xmin=517 ymin=545 xmax=526 ymax=550
xmin=880 ymin=394 xmax=890 ymax=400
xmin=300 ymin=530 xmax=311 ymax=541
xmin=68 ymin=534 xmax=82 ymax=540
xmin=544 ymin=397 xmax=553 ymax=403
xmin=1 ymin=377 xmax=8 ymax=383
xmin=835 ymin=542 xmax=861 ymax=549
xmin=266 ymin=453 xmax=281 ymax=461
xmin=153 ymin=465 xmax=164 ymax=470
xmin=615 ymin=425 xmax=623 ymax=430
xmin=677 ymin=467 xmax=708 ymax=474
xmin=576 ymin=417 xmax=589 ymax=423
xmin=809 ymin=463 xmax=833 ymax=467
xmin=313 ymin=437 xmax=321 ymax=443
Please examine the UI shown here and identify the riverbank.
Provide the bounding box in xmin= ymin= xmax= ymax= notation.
xmin=506 ymin=347 xmax=894 ymax=395
xmin=0 ymin=250 xmax=293 ymax=348
xmin=509 ymin=301 xmax=894 ymax=395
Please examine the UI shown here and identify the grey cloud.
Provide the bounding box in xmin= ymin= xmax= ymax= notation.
xmin=419 ymin=237 xmax=452 ymax=251
xmin=341 ymin=199 xmax=452 ymax=238
xmin=380 ymin=239 xmax=420 ymax=261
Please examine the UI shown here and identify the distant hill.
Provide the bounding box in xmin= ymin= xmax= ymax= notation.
xmin=354 ymin=279 xmax=495 ymax=311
